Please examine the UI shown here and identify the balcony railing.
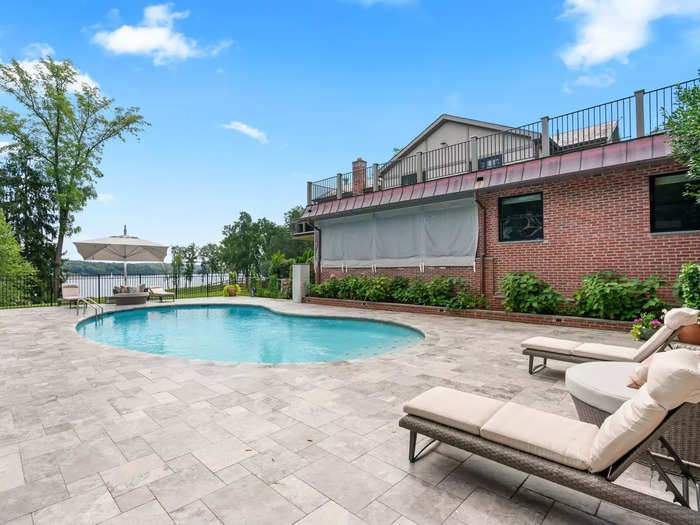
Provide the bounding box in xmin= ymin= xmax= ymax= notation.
xmin=308 ymin=78 xmax=699 ymax=204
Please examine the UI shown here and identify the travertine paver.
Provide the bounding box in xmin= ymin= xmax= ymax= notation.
xmin=0 ymin=297 xmax=686 ymax=524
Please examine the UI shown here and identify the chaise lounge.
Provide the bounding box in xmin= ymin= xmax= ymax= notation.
xmin=520 ymin=307 xmax=699 ymax=374
xmin=57 ymin=283 xmax=83 ymax=308
xmin=148 ymin=286 xmax=175 ymax=302
xmin=400 ymin=349 xmax=700 ymax=524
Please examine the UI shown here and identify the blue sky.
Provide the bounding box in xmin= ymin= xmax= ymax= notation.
xmin=0 ymin=0 xmax=699 ymax=260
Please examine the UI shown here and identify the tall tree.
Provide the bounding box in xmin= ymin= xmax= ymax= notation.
xmin=0 ymin=149 xmax=56 ymax=281
xmin=0 ymin=57 xmax=148 ymax=295
xmin=199 ymin=243 xmax=222 ymax=274
xmin=0 ymin=210 xmax=35 ymax=277
xmin=221 ymin=212 xmax=261 ymax=286
xmin=181 ymin=243 xmax=198 ymax=283
xmin=170 ymin=246 xmax=184 ymax=276
xmin=666 ymin=76 xmax=700 ymax=203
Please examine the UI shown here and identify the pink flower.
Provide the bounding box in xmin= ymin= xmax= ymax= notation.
xmin=633 ymin=318 xmax=641 ymax=323
xmin=650 ymin=320 xmax=662 ymax=326
xmin=329 ymin=273 xmax=336 ymax=279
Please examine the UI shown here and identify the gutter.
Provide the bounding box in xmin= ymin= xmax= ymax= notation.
xmin=474 ymin=191 xmax=487 ymax=295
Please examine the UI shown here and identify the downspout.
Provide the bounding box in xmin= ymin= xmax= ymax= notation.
xmin=313 ymin=224 xmax=322 ymax=284
xmin=474 ymin=191 xmax=486 ymax=296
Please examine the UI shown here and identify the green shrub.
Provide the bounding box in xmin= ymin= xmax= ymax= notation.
xmin=398 ymin=279 xmax=430 ymax=305
xmin=388 ymin=276 xmax=409 ymax=298
xmin=675 ymin=262 xmax=700 ymax=309
xmin=307 ymin=274 xmax=487 ymax=310
xmin=500 ymin=272 xmax=565 ymax=314
xmin=358 ymin=276 xmax=391 ymax=302
xmin=447 ymin=290 xmax=489 ymax=310
xmin=573 ymin=271 xmax=667 ymax=321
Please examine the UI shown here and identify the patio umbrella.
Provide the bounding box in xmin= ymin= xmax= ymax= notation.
xmin=73 ymin=226 xmax=168 ymax=283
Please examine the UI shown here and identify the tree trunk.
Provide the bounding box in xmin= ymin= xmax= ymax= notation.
xmin=52 ymin=210 xmax=67 ymax=299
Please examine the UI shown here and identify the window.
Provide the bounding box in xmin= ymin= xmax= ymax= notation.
xmin=401 ymin=173 xmax=417 ymax=186
xmin=499 ymin=192 xmax=543 ymax=242
xmin=651 ymin=173 xmax=700 ymax=233
xmin=478 ymin=154 xmax=503 ymax=171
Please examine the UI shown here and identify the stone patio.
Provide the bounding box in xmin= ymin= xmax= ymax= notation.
xmin=0 ymin=297 xmax=682 ymax=524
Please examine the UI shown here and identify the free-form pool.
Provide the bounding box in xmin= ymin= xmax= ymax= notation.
xmin=77 ymin=304 xmax=423 ymax=363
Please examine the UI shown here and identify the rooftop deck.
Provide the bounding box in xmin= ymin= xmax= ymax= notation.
xmin=301 ymin=78 xmax=697 ymax=225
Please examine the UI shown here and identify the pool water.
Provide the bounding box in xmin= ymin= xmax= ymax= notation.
xmin=77 ymin=305 xmax=423 ymax=363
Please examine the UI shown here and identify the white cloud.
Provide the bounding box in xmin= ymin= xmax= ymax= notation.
xmin=3 ymin=43 xmax=98 ymax=92
xmin=92 ymin=4 xmax=232 ymax=66
xmin=22 ymin=42 xmax=55 ymax=59
xmin=560 ymin=0 xmax=700 ymax=69
xmin=209 ymin=39 xmax=233 ymax=56
xmin=574 ymin=71 xmax=615 ymax=88
xmin=222 ymin=121 xmax=268 ymax=144
xmin=96 ymin=193 xmax=114 ymax=202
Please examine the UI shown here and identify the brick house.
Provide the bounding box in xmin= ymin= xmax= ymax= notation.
xmin=296 ymin=79 xmax=700 ymax=308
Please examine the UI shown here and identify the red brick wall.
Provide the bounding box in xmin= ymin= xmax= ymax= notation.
xmin=319 ymin=159 xmax=699 ymax=307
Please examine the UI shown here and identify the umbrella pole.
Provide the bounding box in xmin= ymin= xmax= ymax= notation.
xmin=124 ymin=261 xmax=127 ymax=285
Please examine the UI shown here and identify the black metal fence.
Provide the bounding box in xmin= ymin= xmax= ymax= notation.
xmin=309 ymin=77 xmax=699 ymax=203
xmin=0 ymin=273 xmax=243 ymax=309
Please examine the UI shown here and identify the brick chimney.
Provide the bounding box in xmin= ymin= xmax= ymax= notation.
xmin=352 ymin=157 xmax=367 ymax=196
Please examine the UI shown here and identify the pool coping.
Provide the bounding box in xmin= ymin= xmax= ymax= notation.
xmin=70 ymin=297 xmax=430 ymax=367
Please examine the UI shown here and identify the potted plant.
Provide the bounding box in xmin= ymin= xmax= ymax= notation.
xmin=223 ymin=284 xmax=240 ymax=297
xmin=630 ymin=313 xmax=663 ymax=341
xmin=675 ymin=262 xmax=700 ymax=344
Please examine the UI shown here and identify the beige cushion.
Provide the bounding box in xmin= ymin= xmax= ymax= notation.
xmin=627 ymin=355 xmax=655 ymax=389
xmin=521 ymin=336 xmax=580 ymax=355
xmin=663 ymin=307 xmax=699 ymax=330
xmin=572 ymin=343 xmax=639 ymax=361
xmin=566 ymin=362 xmax=637 ymax=414
xmin=403 ymin=387 xmax=504 ymax=435
xmin=150 ymin=287 xmax=171 ymax=294
xmin=632 ymin=326 xmax=674 ymax=361
xmin=646 ymin=349 xmax=700 ymax=410
xmin=61 ymin=284 xmax=80 ymax=299
xmin=481 ymin=402 xmax=598 ymax=470
xmin=588 ymin=385 xmax=666 ymax=472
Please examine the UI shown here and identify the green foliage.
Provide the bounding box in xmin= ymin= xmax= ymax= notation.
xmin=630 ymin=313 xmax=663 ymax=341
xmin=199 ymin=243 xmax=223 ymax=274
xmin=181 ymin=243 xmax=198 ymax=282
xmin=221 ymin=207 xmax=313 ymax=285
xmin=0 ymin=57 xmax=148 ymax=293
xmin=170 ymin=246 xmax=185 ymax=276
xmin=675 ymin=262 xmax=700 ymax=309
xmin=0 ymin=210 xmax=36 ymax=277
xmin=665 ymin=77 xmax=700 ymax=202
xmin=221 ymin=212 xmax=261 ymax=282
xmin=499 ymin=272 xmax=565 ymax=314
xmin=0 ymin=149 xmax=56 ymax=282
xmin=573 ymin=271 xmax=667 ymax=321
xmin=308 ymin=274 xmax=488 ymax=310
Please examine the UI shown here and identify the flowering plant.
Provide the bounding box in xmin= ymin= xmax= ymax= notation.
xmin=630 ymin=312 xmax=663 ymax=340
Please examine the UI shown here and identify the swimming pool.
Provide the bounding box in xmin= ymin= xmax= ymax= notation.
xmin=77 ymin=304 xmax=423 ymax=363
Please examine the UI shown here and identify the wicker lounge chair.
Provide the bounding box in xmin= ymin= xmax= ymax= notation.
xmin=521 ymin=307 xmax=699 ymax=374
xmin=566 ymin=360 xmax=700 ymax=478
xmin=148 ymin=286 xmax=175 ymax=302
xmin=399 ymin=349 xmax=700 ymax=524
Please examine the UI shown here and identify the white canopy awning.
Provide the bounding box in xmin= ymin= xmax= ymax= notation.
xmin=74 ymin=235 xmax=168 ymax=262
